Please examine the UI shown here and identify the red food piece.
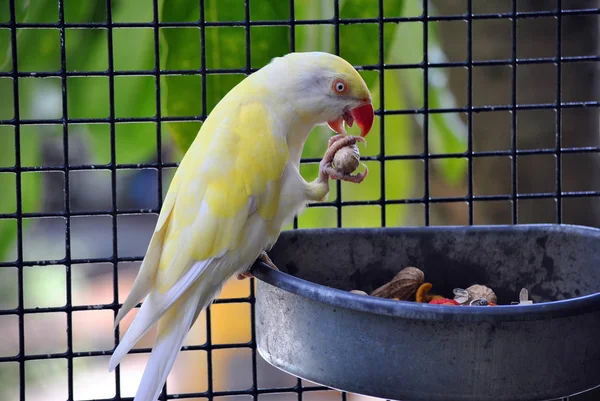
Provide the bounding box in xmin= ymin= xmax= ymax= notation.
xmin=429 ymin=298 xmax=460 ymax=306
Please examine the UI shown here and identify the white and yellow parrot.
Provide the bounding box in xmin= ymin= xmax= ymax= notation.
xmin=108 ymin=51 xmax=374 ymax=401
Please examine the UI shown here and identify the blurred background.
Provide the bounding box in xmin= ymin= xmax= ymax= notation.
xmin=0 ymin=0 xmax=598 ymax=400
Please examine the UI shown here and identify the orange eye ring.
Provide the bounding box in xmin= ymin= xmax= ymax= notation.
xmin=332 ymin=78 xmax=348 ymax=94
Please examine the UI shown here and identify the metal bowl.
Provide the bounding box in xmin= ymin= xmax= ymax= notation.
xmin=252 ymin=224 xmax=600 ymax=401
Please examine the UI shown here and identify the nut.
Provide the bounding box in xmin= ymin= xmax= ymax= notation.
xmin=465 ymin=284 xmax=497 ymax=305
xmin=349 ymin=290 xmax=368 ymax=296
xmin=370 ymin=267 xmax=425 ymax=300
xmin=332 ymin=144 xmax=360 ymax=174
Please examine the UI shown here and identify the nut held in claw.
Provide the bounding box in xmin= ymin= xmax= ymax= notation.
xmin=332 ymin=144 xmax=360 ymax=174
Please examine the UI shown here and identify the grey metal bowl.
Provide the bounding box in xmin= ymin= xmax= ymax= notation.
xmin=252 ymin=224 xmax=600 ymax=401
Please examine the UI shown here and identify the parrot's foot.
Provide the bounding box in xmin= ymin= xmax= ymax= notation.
xmin=327 ymin=134 xmax=347 ymax=148
xmin=236 ymin=251 xmax=279 ymax=280
xmin=321 ymin=135 xmax=368 ymax=184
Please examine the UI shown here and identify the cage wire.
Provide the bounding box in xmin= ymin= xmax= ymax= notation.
xmin=0 ymin=0 xmax=599 ymax=400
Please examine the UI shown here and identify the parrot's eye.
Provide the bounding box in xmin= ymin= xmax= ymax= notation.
xmin=332 ymin=79 xmax=347 ymax=94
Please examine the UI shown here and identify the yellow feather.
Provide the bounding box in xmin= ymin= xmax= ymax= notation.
xmin=153 ymin=81 xmax=288 ymax=294
xmin=111 ymin=53 xmax=375 ymax=401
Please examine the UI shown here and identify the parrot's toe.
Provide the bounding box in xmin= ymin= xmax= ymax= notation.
xmin=323 ymin=164 xmax=369 ymax=184
xmin=236 ymin=271 xmax=254 ymax=280
xmin=327 ymin=134 xmax=346 ymax=148
xmin=320 ymin=135 xmax=368 ymax=184
xmin=259 ymin=251 xmax=278 ymax=270
xmin=327 ymin=134 xmax=365 ymax=149
xmin=237 ymin=251 xmax=279 ymax=280
xmin=322 ymin=136 xmax=357 ymax=168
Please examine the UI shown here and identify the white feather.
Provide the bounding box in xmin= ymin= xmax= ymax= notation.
xmin=108 ymin=258 xmax=214 ymax=372
xmin=114 ymin=228 xmax=166 ymax=328
xmin=109 ymin=51 xmax=368 ymax=401
xmin=114 ymin=174 xmax=181 ymax=328
xmin=130 ymin=277 xmax=215 ymax=401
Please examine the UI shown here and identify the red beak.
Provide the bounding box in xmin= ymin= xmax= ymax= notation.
xmin=351 ymin=103 xmax=374 ymax=137
xmin=327 ymin=103 xmax=374 ymax=137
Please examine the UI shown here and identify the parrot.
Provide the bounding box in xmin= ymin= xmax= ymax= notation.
xmin=108 ymin=51 xmax=374 ymax=401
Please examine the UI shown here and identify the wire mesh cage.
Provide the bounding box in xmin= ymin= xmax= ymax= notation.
xmin=0 ymin=0 xmax=599 ymax=400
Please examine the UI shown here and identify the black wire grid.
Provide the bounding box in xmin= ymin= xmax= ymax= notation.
xmin=1 ymin=0 xmax=599 ymax=400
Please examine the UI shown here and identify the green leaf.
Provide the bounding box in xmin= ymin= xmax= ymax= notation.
xmin=67 ymin=0 xmax=159 ymax=164
xmin=386 ymin=1 xmax=468 ymax=184
xmin=159 ymin=0 xmax=291 ymax=154
xmin=0 ymin=1 xmax=51 ymax=261
xmin=294 ymin=0 xmax=414 ymax=228
xmin=159 ymin=0 xmax=203 ymax=154
xmin=334 ymin=0 xmax=413 ymax=227
xmin=0 ymin=128 xmax=42 ymax=264
xmin=0 ymin=0 xmax=59 ymax=71
xmin=294 ymin=0 xmax=334 ymax=53
xmin=0 ymin=0 xmax=166 ymax=262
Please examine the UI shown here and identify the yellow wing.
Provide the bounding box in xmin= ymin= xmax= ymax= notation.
xmin=155 ymin=100 xmax=289 ymax=291
xmin=113 ymin=92 xmax=289 ymax=328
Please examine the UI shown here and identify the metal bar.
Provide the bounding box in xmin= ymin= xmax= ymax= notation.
xmin=0 ymin=296 xmax=253 ymax=316
xmin=57 ymin=0 xmax=75 ymax=399
xmin=3 ymin=145 xmax=600 ymax=176
xmin=0 ymin=54 xmax=598 ymax=79
xmin=423 ymin=0 xmax=430 ymax=225
xmin=153 ymin=0 xmax=164 ymax=212
xmin=286 ymin=3 xmax=304 ymax=397
xmin=466 ymin=0 xmax=474 ymax=225
xmin=104 ymin=1 xmax=122 ymax=399
xmin=555 ymin=0 xmax=563 ymax=223
xmin=290 ymin=0 xmax=299 ymax=231
xmin=4 ymin=143 xmax=600 ymax=176
xmin=8 ymin=0 xmax=26 ymax=399
xmin=198 ymin=2 xmax=215 ymax=401
xmin=242 ymin=1 xmax=261 ymax=400
xmin=0 ymin=7 xmax=598 ymax=29
xmin=1 ymin=99 xmax=599 ymax=126
xmin=0 ymin=340 xmax=255 ymax=363
xmin=378 ymin=0 xmax=386 ymax=228
xmin=510 ymin=0 xmax=518 ymax=224
xmin=152 ymin=2 xmax=167 ymax=399
xmin=334 ymin=0 xmax=342 ymax=228
xmin=3 ymin=53 xmax=600 ymax=76
xmin=55 ymin=384 xmax=332 ymax=401
xmin=4 ymin=181 xmax=600 ymax=225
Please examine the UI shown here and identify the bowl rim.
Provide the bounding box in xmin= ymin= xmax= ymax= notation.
xmin=252 ymin=224 xmax=600 ymax=322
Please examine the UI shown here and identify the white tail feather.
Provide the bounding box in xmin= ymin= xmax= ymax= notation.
xmin=109 ymin=291 xmax=164 ymax=372
xmin=109 ymin=258 xmax=214 ymax=372
xmin=132 ymin=283 xmax=204 ymax=401
xmin=114 ymin=229 xmax=167 ymax=328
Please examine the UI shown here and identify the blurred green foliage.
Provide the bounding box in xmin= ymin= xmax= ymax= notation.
xmin=0 ymin=1 xmax=467 ymax=398
xmin=0 ymin=0 xmax=466 ymax=260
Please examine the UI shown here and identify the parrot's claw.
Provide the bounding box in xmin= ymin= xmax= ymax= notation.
xmin=324 ymin=163 xmax=369 ymax=183
xmin=236 ymin=271 xmax=254 ymax=280
xmin=320 ymin=135 xmax=368 ymax=184
xmin=237 ymin=251 xmax=279 ymax=280
xmin=258 ymin=251 xmax=278 ymax=270
xmin=327 ymin=134 xmax=346 ymax=148
xmin=327 ymin=134 xmax=366 ymax=149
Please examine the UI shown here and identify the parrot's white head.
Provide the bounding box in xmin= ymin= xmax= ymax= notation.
xmin=261 ymin=52 xmax=374 ymax=138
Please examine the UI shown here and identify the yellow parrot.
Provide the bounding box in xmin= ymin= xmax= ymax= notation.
xmin=108 ymin=51 xmax=374 ymax=401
